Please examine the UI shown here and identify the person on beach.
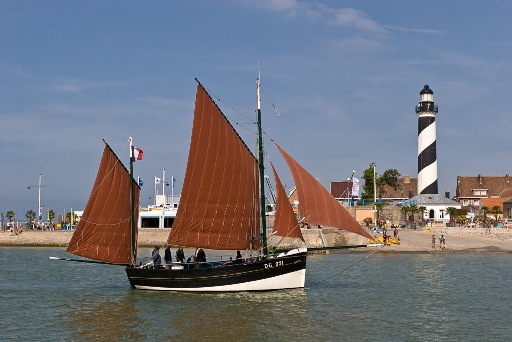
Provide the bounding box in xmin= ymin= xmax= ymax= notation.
xmin=164 ymin=245 xmax=172 ymax=265
xmin=151 ymin=245 xmax=161 ymax=267
xmin=432 ymin=234 xmax=436 ymax=249
xmin=439 ymin=235 xmax=446 ymax=249
xmin=175 ymin=247 xmax=185 ymax=263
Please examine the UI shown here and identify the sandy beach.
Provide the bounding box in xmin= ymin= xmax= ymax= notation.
xmin=1 ymin=227 xmax=512 ymax=252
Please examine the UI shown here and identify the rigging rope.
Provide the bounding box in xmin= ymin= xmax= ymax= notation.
xmin=308 ymin=247 xmax=381 ymax=287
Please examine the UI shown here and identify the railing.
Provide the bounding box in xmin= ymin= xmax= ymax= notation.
xmin=415 ymin=103 xmax=438 ymax=113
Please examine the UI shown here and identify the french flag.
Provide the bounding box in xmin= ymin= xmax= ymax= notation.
xmin=132 ymin=146 xmax=143 ymax=162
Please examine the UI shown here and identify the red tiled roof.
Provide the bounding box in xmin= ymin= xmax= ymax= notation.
xmin=456 ymin=174 xmax=512 ymax=198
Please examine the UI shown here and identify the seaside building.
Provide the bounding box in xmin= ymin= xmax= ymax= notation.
xmin=456 ymin=174 xmax=512 ymax=216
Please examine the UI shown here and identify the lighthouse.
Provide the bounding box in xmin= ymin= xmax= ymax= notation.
xmin=416 ymin=84 xmax=439 ymax=194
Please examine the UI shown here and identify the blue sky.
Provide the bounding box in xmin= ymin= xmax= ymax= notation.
xmin=2 ymin=0 xmax=512 ymax=220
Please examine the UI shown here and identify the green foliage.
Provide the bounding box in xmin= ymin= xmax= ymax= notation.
xmin=47 ymin=210 xmax=55 ymax=224
xmin=360 ymin=162 xmax=401 ymax=201
xmin=25 ymin=210 xmax=36 ymax=222
xmin=6 ymin=211 xmax=15 ymax=221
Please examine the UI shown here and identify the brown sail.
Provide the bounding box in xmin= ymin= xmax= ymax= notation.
xmin=271 ymin=162 xmax=303 ymax=240
xmin=167 ymin=83 xmax=260 ymax=250
xmin=67 ymin=144 xmax=140 ymax=264
xmin=275 ymin=143 xmax=374 ymax=241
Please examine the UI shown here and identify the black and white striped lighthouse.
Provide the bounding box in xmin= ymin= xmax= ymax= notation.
xmin=416 ymin=84 xmax=439 ymax=194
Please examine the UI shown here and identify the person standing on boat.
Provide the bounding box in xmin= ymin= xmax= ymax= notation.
xmin=194 ymin=247 xmax=206 ymax=267
xmin=234 ymin=250 xmax=243 ymax=264
xmin=164 ymin=245 xmax=172 ymax=265
xmin=176 ymin=247 xmax=185 ymax=263
xmin=151 ymin=246 xmax=161 ymax=267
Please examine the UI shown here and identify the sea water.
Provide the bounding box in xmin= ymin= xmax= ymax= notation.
xmin=0 ymin=247 xmax=511 ymax=341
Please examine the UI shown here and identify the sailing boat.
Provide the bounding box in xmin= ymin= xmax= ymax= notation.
xmin=64 ymin=78 xmax=374 ymax=292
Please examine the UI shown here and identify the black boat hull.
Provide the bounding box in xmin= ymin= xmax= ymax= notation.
xmin=125 ymin=249 xmax=307 ymax=292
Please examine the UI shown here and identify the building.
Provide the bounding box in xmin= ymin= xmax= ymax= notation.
xmin=377 ymin=176 xmax=418 ymax=204
xmin=333 ymin=176 xmax=418 ymax=206
xmin=330 ymin=180 xmax=359 ymax=205
xmin=401 ymin=193 xmax=461 ymax=223
xmin=455 ymin=174 xmax=512 ymax=214
xmin=503 ymin=198 xmax=512 ymax=219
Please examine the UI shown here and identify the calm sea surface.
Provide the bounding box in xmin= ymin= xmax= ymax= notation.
xmin=1 ymin=247 xmax=511 ymax=341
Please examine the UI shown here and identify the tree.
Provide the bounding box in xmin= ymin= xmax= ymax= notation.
xmin=490 ymin=205 xmax=503 ymax=223
xmin=418 ymin=206 xmax=427 ymax=221
xmin=48 ymin=209 xmax=55 ymax=227
xmin=25 ymin=210 xmax=36 ymax=223
xmin=446 ymin=207 xmax=459 ymax=224
xmin=377 ymin=169 xmax=402 ymax=199
xmin=401 ymin=205 xmax=410 ymax=222
xmin=361 ymin=163 xmax=401 ymax=202
xmin=409 ymin=204 xmax=419 ymax=222
xmin=480 ymin=206 xmax=490 ymax=221
xmin=6 ymin=211 xmax=15 ymax=222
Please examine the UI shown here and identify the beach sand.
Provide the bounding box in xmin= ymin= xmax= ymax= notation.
xmin=1 ymin=227 xmax=512 ymax=252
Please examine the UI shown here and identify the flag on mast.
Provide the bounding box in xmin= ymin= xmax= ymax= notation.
xmin=155 ymin=177 xmax=161 ymax=185
xmin=131 ymin=146 xmax=143 ymax=162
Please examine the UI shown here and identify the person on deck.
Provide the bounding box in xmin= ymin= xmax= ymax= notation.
xmin=234 ymin=250 xmax=243 ymax=264
xmin=164 ymin=245 xmax=172 ymax=265
xmin=176 ymin=247 xmax=185 ymax=263
xmin=194 ymin=247 xmax=206 ymax=267
xmin=151 ymin=246 xmax=161 ymax=267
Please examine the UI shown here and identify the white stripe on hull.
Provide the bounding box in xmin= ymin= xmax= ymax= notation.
xmin=133 ymin=268 xmax=306 ymax=292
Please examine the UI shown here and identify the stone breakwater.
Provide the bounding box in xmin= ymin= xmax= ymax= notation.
xmin=1 ymin=227 xmax=512 ymax=252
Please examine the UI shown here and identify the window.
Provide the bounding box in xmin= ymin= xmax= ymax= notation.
xmin=472 ymin=189 xmax=488 ymax=196
xmin=463 ymin=199 xmax=469 ymax=206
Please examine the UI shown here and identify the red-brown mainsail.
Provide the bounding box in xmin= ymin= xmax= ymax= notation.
xmin=167 ymin=84 xmax=261 ymax=250
xmin=67 ymin=144 xmax=140 ymax=264
xmin=274 ymin=142 xmax=374 ymax=241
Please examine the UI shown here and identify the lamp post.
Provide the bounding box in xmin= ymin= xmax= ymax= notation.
xmin=373 ymin=164 xmax=377 ymax=227
xmin=349 ymin=170 xmax=356 ymax=206
xmin=27 ymin=174 xmax=45 ymax=222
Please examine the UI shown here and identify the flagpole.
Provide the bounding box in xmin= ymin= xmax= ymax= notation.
xmin=171 ymin=175 xmax=174 ymax=207
xmin=162 ymin=168 xmax=166 ymax=199
xmin=129 ymin=137 xmax=136 ymax=266
xmin=161 ymin=168 xmax=165 ymax=229
xmin=154 ymin=176 xmax=157 ymax=205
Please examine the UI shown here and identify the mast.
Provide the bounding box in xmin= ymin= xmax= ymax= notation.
xmin=129 ymin=137 xmax=136 ymax=265
xmin=257 ymin=78 xmax=268 ymax=256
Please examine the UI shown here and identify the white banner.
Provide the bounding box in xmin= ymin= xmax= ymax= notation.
xmin=351 ymin=177 xmax=360 ymax=197
xmin=155 ymin=176 xmax=161 ymax=185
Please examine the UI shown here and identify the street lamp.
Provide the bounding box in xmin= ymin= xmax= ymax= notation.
xmin=27 ymin=174 xmax=45 ymax=222
xmin=348 ymin=170 xmax=356 ymax=205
